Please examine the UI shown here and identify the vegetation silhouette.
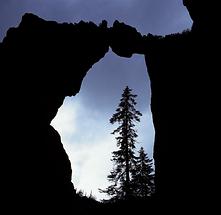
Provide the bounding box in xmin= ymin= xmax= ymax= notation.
xmin=132 ymin=147 xmax=155 ymax=198
xmin=100 ymin=86 xmax=154 ymax=201
xmin=98 ymin=87 xmax=155 ymax=214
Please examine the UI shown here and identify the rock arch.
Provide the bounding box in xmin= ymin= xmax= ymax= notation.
xmin=1 ymin=1 xmax=219 ymax=212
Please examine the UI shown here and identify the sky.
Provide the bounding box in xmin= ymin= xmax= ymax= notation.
xmin=0 ymin=0 xmax=192 ymax=200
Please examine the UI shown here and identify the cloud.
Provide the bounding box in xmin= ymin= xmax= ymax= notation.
xmin=51 ymin=98 xmax=79 ymax=142
xmin=65 ymin=135 xmax=116 ymax=200
xmin=51 ymin=97 xmax=118 ymax=200
xmin=51 ymin=96 xmax=154 ymax=200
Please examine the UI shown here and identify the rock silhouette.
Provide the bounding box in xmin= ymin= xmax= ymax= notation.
xmin=1 ymin=1 xmax=219 ymax=213
xmin=110 ymin=0 xmax=218 ymax=211
xmin=0 ymin=13 xmax=109 ymax=213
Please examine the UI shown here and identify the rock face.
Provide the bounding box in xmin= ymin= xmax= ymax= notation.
xmin=0 ymin=13 xmax=109 ymax=213
xmin=144 ymin=1 xmax=219 ymax=210
xmin=109 ymin=2 xmax=218 ymax=211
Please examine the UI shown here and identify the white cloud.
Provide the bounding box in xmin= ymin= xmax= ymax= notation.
xmin=65 ymin=136 xmax=116 ymax=200
xmin=51 ymin=97 xmax=79 ymax=142
xmin=51 ymin=96 xmax=155 ymax=200
xmin=51 ymin=97 xmax=118 ymax=200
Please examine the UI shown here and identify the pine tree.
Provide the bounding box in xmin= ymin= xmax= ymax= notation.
xmin=132 ymin=147 xmax=155 ymax=198
xmin=100 ymin=86 xmax=142 ymax=201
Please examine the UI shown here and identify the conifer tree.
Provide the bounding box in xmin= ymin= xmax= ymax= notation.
xmin=132 ymin=147 xmax=155 ymax=198
xmin=100 ymin=86 xmax=142 ymax=201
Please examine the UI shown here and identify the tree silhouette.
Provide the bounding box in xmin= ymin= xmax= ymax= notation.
xmin=100 ymin=86 xmax=142 ymax=201
xmin=132 ymin=147 xmax=155 ymax=198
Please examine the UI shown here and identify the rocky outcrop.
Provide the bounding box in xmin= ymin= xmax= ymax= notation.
xmin=109 ymin=1 xmax=219 ymax=211
xmin=144 ymin=1 xmax=219 ymax=211
xmin=1 ymin=1 xmax=219 ymax=213
xmin=183 ymin=0 xmax=217 ymax=32
xmin=0 ymin=13 xmax=109 ymax=213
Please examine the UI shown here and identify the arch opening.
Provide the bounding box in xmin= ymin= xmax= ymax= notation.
xmin=52 ymin=51 xmax=155 ymax=201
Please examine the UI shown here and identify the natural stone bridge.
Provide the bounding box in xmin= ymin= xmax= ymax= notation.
xmin=0 ymin=1 xmax=218 ymax=213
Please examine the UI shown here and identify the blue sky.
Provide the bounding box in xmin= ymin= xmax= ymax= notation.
xmin=0 ymin=0 xmax=192 ymax=200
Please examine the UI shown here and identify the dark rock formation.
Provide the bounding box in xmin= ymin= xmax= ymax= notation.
xmin=0 ymin=13 xmax=109 ymax=213
xmin=183 ymin=0 xmax=217 ymax=32
xmin=110 ymin=1 xmax=219 ymax=212
xmin=148 ymin=2 xmax=219 ymax=211
xmin=1 ymin=1 xmax=219 ymax=213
